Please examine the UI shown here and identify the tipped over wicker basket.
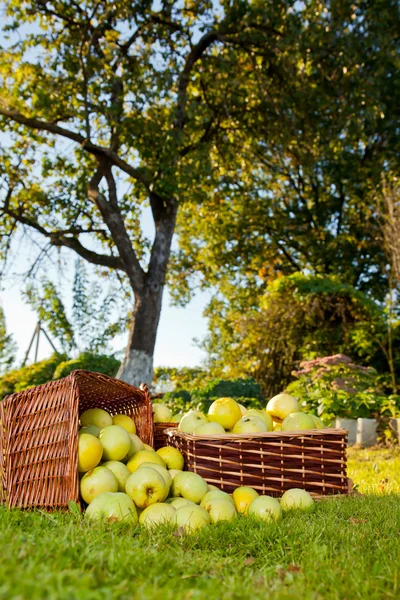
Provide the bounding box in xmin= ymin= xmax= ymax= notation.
xmin=165 ymin=428 xmax=348 ymax=498
xmin=0 ymin=370 xmax=153 ymax=509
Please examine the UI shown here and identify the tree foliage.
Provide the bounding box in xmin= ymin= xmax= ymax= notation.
xmin=0 ymin=305 xmax=17 ymax=374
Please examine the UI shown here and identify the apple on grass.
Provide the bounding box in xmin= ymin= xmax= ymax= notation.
xmin=206 ymin=498 xmax=237 ymax=523
xmin=266 ymin=393 xmax=300 ymax=423
xmin=139 ymin=503 xmax=176 ymax=529
xmin=153 ymin=404 xmax=172 ymax=423
xmin=78 ymin=433 xmax=103 ymax=473
xmin=248 ymin=496 xmax=282 ymax=522
xmin=102 ymin=461 xmax=131 ymax=492
xmin=81 ymin=408 xmax=113 ymax=429
xmin=200 ymin=490 xmax=235 ymax=511
xmin=171 ymin=471 xmax=208 ymax=504
xmin=173 ymin=505 xmax=211 ymax=533
xmin=232 ymin=486 xmax=259 ymax=515
xmin=193 ymin=422 xmax=226 ymax=435
xmin=178 ymin=411 xmax=208 ymax=434
xmin=126 ymin=449 xmax=166 ymax=473
xmin=208 ymin=398 xmax=242 ymax=430
xmin=281 ymin=412 xmax=316 ymax=431
xmin=156 ymin=446 xmax=184 ymax=470
xmin=84 ymin=492 xmax=138 ymax=525
xmin=112 ymin=414 xmax=136 ymax=434
xmin=80 ymin=466 xmax=118 ymax=504
xmin=232 ymin=416 xmax=268 ymax=434
xmin=125 ymin=467 xmax=166 ymax=508
xmin=99 ymin=425 xmax=131 ymax=461
xmin=245 ymin=410 xmax=274 ymax=431
xmin=280 ymin=488 xmax=315 ymax=512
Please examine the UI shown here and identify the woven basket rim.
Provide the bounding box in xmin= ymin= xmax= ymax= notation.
xmin=165 ymin=427 xmax=347 ymax=441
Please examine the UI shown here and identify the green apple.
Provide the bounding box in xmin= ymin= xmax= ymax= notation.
xmin=80 ymin=466 xmax=118 ymax=504
xmin=139 ymin=503 xmax=176 ymax=529
xmin=143 ymin=443 xmax=155 ymax=452
xmin=280 ymin=488 xmax=315 ymax=512
xmin=168 ymin=469 xmax=182 ymax=480
xmin=126 ymin=450 xmax=166 ymax=473
xmin=309 ymin=415 xmax=325 ymax=429
xmin=125 ymin=467 xmax=167 ymax=508
xmin=248 ymin=496 xmax=282 ymax=522
xmin=102 ymin=461 xmax=131 ymax=492
xmin=99 ymin=425 xmax=131 ymax=461
xmin=84 ymin=492 xmax=138 ymax=524
xmin=138 ymin=462 xmax=172 ymax=499
xmin=173 ymin=504 xmax=211 ymax=533
xmin=232 ymin=486 xmax=259 ymax=515
xmin=123 ymin=433 xmax=145 ymax=463
xmin=207 ymin=484 xmax=220 ymax=491
xmin=80 ymin=408 xmax=113 ymax=429
xmin=208 ymin=398 xmax=242 ymax=430
xmin=156 ymin=446 xmax=184 ymax=470
xmin=170 ymin=413 xmax=184 ymax=423
xmin=238 ymin=403 xmax=247 ymax=416
xmin=281 ymin=412 xmax=316 ymax=431
xmin=232 ymin=416 xmax=268 ymax=434
xmin=171 ymin=471 xmax=208 ymax=504
xmin=206 ymin=498 xmax=237 ymax=523
xmin=112 ymin=414 xmax=136 ymax=434
xmin=200 ymin=490 xmax=235 ymax=511
xmin=266 ymin=393 xmax=299 ymax=423
xmin=245 ymin=410 xmax=274 ymax=431
xmin=179 ymin=411 xmax=208 ymax=434
xmin=152 ymin=404 xmax=172 ymax=423
xmin=78 ymin=433 xmax=103 ymax=473
xmin=79 ymin=425 xmax=100 ymax=438
xmin=194 ymin=422 xmax=226 ymax=435
xmin=169 ymin=497 xmax=196 ymax=509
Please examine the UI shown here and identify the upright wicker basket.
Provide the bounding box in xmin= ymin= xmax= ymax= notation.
xmin=154 ymin=422 xmax=178 ymax=450
xmin=0 ymin=370 xmax=153 ymax=509
xmin=165 ymin=428 xmax=348 ymax=498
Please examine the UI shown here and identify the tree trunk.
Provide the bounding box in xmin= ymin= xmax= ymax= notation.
xmin=117 ymin=282 xmax=164 ymax=387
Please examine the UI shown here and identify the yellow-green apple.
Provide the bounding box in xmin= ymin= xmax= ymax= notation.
xmin=281 ymin=412 xmax=316 ymax=431
xmin=248 ymin=496 xmax=282 ymax=522
xmin=194 ymin=422 xmax=226 ymax=435
xmin=280 ymin=488 xmax=315 ymax=512
xmin=102 ymin=461 xmax=130 ymax=492
xmin=232 ymin=416 xmax=268 ymax=434
xmin=200 ymin=490 xmax=235 ymax=511
xmin=99 ymin=425 xmax=131 ymax=461
xmin=152 ymin=404 xmax=172 ymax=423
xmin=84 ymin=492 xmax=138 ymax=524
xmin=173 ymin=504 xmax=211 ymax=533
xmin=232 ymin=486 xmax=259 ymax=515
xmin=169 ymin=497 xmax=196 ymax=509
xmin=156 ymin=446 xmax=184 ymax=470
xmin=138 ymin=462 xmax=172 ymax=499
xmin=266 ymin=393 xmax=299 ymax=423
xmin=309 ymin=415 xmax=325 ymax=429
xmin=207 ymin=484 xmax=219 ymax=491
xmin=274 ymin=423 xmax=282 ymax=431
xmin=123 ymin=433 xmax=144 ymax=462
xmin=112 ymin=414 xmax=136 ymax=434
xmin=208 ymin=398 xmax=242 ymax=430
xmin=171 ymin=471 xmax=208 ymax=503
xmin=79 ymin=425 xmax=100 ymax=438
xmin=125 ymin=467 xmax=167 ymax=508
xmin=80 ymin=408 xmax=112 ymax=429
xmin=126 ymin=449 xmax=166 ymax=473
xmin=238 ymin=403 xmax=247 ymax=416
xmin=78 ymin=433 xmax=103 ymax=473
xmin=245 ymin=410 xmax=274 ymax=431
xmin=206 ymin=498 xmax=237 ymax=523
xmin=139 ymin=502 xmax=176 ymax=528
xmin=80 ymin=466 xmax=118 ymax=504
xmin=168 ymin=469 xmax=182 ymax=480
xmin=143 ymin=443 xmax=155 ymax=452
xmin=170 ymin=413 xmax=183 ymax=423
xmin=178 ymin=411 xmax=208 ymax=433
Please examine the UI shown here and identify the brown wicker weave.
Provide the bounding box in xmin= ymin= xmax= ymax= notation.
xmin=165 ymin=428 xmax=348 ymax=498
xmin=154 ymin=422 xmax=178 ymax=450
xmin=0 ymin=370 xmax=153 ymax=509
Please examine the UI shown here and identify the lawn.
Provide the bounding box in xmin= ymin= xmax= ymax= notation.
xmin=0 ymin=447 xmax=399 ymax=600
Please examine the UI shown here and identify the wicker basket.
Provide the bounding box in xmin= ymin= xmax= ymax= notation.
xmin=0 ymin=370 xmax=153 ymax=509
xmin=165 ymin=428 xmax=348 ymax=498
xmin=154 ymin=422 xmax=178 ymax=450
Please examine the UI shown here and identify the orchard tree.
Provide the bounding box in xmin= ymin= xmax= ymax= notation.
xmin=0 ymin=0 xmax=292 ymax=384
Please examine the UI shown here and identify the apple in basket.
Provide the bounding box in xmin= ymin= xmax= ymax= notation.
xmin=81 ymin=408 xmax=113 ymax=429
xmin=266 ymin=393 xmax=299 ymax=423
xmin=281 ymin=412 xmax=316 ymax=432
xmin=245 ymin=410 xmax=274 ymax=431
xmin=112 ymin=414 xmax=136 ymax=434
xmin=232 ymin=416 xmax=268 ymax=434
xmin=153 ymin=404 xmax=172 ymax=423
xmin=193 ymin=422 xmax=226 ymax=435
xmin=208 ymin=398 xmax=242 ymax=430
xmin=99 ymin=425 xmax=131 ymax=461
xmin=178 ymin=410 xmax=208 ymax=433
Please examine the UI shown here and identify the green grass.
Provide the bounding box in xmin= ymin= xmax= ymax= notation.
xmin=1 ymin=448 xmax=400 ymax=600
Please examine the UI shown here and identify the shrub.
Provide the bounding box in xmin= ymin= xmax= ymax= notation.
xmin=53 ymin=353 xmax=120 ymax=380
xmin=0 ymin=353 xmax=66 ymax=399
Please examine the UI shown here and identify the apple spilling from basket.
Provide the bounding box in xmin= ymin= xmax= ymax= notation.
xmin=153 ymin=392 xmax=325 ymax=433
xmin=77 ymin=393 xmax=321 ymax=531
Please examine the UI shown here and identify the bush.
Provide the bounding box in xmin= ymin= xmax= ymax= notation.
xmin=0 ymin=353 xmax=67 ymax=399
xmin=286 ymin=354 xmax=387 ymax=421
xmin=53 ymin=353 xmax=120 ymax=380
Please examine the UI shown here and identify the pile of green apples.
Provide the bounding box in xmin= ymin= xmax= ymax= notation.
xmin=78 ymin=406 xmax=316 ymax=532
xmin=153 ymin=392 xmax=325 ymax=435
